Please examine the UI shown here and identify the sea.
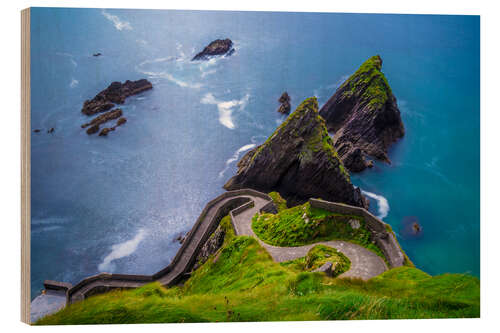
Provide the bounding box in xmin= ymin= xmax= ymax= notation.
xmin=30 ymin=8 xmax=480 ymax=301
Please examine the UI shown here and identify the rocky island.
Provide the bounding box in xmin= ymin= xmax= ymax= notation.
xmin=224 ymin=97 xmax=366 ymax=208
xmin=319 ymin=55 xmax=404 ymax=172
xmin=81 ymin=79 xmax=152 ymax=116
xmin=192 ymin=38 xmax=235 ymax=61
xmin=80 ymin=79 xmax=152 ymax=137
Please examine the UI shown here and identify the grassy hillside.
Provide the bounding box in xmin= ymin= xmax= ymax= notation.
xmin=37 ymin=217 xmax=479 ymax=324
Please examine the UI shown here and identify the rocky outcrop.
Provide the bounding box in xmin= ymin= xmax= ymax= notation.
xmin=192 ymin=39 xmax=234 ymax=61
xmin=81 ymin=79 xmax=150 ymax=137
xmin=319 ymin=55 xmax=404 ymax=172
xmin=96 ymin=117 xmax=128 ymax=137
xmin=192 ymin=224 xmax=226 ymax=271
xmin=224 ymin=97 xmax=367 ymax=208
xmin=81 ymin=108 xmax=123 ymax=130
xmin=81 ymin=79 xmax=152 ymax=116
xmin=277 ymin=92 xmax=291 ymax=114
xmin=312 ymin=262 xmax=334 ymax=277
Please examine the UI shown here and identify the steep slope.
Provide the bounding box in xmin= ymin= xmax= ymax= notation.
xmin=224 ymin=97 xmax=366 ymax=208
xmin=319 ymin=55 xmax=404 ymax=172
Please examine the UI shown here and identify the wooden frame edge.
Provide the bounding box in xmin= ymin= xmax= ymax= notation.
xmin=21 ymin=7 xmax=31 ymax=325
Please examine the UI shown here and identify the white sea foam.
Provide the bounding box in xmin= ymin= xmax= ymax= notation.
xmin=69 ymin=78 xmax=79 ymax=88
xmin=176 ymin=43 xmax=186 ymax=61
xmin=101 ymin=9 xmax=132 ymax=31
xmin=55 ymin=52 xmax=77 ymax=67
xmin=199 ymin=57 xmax=219 ymax=78
xmin=163 ymin=73 xmax=202 ymax=89
xmin=98 ymin=229 xmax=147 ymax=272
xmin=201 ymin=68 xmax=217 ymax=78
xmin=201 ymin=93 xmax=250 ymax=129
xmin=138 ymin=57 xmax=175 ymax=67
xmin=361 ymin=190 xmax=390 ymax=219
xmin=218 ymin=143 xmax=257 ymax=178
xmin=136 ymin=69 xmax=202 ymax=89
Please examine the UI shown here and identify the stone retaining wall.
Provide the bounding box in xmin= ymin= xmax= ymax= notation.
xmin=309 ymin=198 xmax=404 ymax=268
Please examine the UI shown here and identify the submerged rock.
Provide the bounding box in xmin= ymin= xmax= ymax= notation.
xmin=319 ymin=55 xmax=404 ymax=172
xmin=86 ymin=124 xmax=99 ymax=135
xmin=224 ymin=97 xmax=367 ymax=208
xmin=81 ymin=79 xmax=152 ymax=116
xmin=115 ymin=117 xmax=127 ymax=127
xmin=98 ymin=127 xmax=114 ymax=136
xmin=277 ymin=92 xmax=291 ymax=114
xmin=192 ymin=39 xmax=234 ymax=61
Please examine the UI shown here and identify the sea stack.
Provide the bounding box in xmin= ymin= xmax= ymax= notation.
xmin=319 ymin=55 xmax=404 ymax=172
xmin=277 ymin=92 xmax=291 ymax=114
xmin=224 ymin=97 xmax=367 ymax=208
xmin=192 ymin=39 xmax=234 ymax=61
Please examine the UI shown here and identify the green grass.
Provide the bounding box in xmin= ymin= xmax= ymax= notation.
xmin=252 ymin=201 xmax=385 ymax=259
xmin=250 ymin=97 xmax=350 ymax=181
xmin=341 ymin=55 xmax=393 ymax=110
xmin=37 ymin=234 xmax=479 ymax=324
xmin=268 ymin=191 xmax=288 ymax=211
xmin=281 ymin=244 xmax=351 ymax=277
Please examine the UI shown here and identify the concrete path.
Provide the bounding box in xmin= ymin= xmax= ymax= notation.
xmin=232 ymin=197 xmax=388 ymax=280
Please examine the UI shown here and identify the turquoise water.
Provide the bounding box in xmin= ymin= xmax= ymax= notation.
xmin=29 ymin=8 xmax=480 ymax=299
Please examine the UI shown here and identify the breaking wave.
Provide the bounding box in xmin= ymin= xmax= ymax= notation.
xmin=218 ymin=143 xmax=257 ymax=178
xmin=361 ymin=190 xmax=390 ymax=219
xmin=98 ymin=229 xmax=147 ymax=272
xmin=201 ymin=93 xmax=250 ymax=129
xmin=101 ymin=9 xmax=132 ymax=31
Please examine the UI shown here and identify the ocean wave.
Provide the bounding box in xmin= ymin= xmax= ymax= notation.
xmin=31 ymin=216 xmax=68 ymax=225
xmin=361 ymin=190 xmax=390 ymax=219
xmin=55 ymin=52 xmax=77 ymax=67
xmin=69 ymin=78 xmax=79 ymax=88
xmin=138 ymin=56 xmax=175 ymax=67
xmin=137 ymin=68 xmax=202 ymax=89
xmin=201 ymin=93 xmax=250 ymax=129
xmin=163 ymin=73 xmax=202 ymax=89
xmin=98 ymin=229 xmax=147 ymax=272
xmin=218 ymin=143 xmax=257 ymax=178
xmin=101 ymin=9 xmax=132 ymax=31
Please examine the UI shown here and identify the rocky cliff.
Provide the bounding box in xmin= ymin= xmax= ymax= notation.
xmin=192 ymin=39 xmax=234 ymax=61
xmin=224 ymin=97 xmax=366 ymax=208
xmin=319 ymin=55 xmax=404 ymax=172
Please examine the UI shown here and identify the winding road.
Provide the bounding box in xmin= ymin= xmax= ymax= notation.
xmin=231 ymin=195 xmax=387 ymax=279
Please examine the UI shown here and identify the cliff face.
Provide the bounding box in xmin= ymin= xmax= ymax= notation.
xmin=224 ymin=97 xmax=366 ymax=208
xmin=319 ymin=55 xmax=404 ymax=172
